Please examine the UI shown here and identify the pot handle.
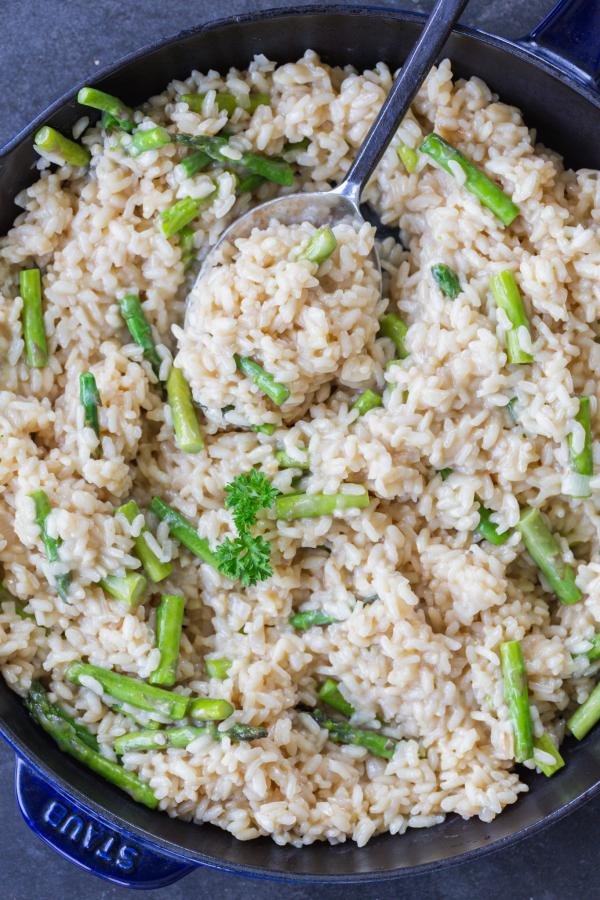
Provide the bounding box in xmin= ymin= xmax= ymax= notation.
xmin=15 ymin=756 xmax=196 ymax=889
xmin=521 ymin=0 xmax=600 ymax=87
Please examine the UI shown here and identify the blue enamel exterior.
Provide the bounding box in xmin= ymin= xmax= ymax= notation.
xmin=3 ymin=0 xmax=600 ymax=888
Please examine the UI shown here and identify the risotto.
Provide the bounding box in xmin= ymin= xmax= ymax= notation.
xmin=1 ymin=50 xmax=600 ymax=848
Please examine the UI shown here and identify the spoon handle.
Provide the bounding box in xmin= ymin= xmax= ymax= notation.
xmin=333 ymin=0 xmax=469 ymax=206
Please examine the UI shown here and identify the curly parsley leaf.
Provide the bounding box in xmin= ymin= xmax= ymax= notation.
xmin=215 ymin=531 xmax=272 ymax=587
xmin=224 ymin=468 xmax=279 ymax=531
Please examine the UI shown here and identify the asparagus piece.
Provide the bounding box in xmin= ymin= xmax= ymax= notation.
xmin=160 ymin=192 xmax=216 ymax=239
xmin=19 ymin=269 xmax=48 ymax=368
xmin=251 ymin=423 xmax=276 ymax=435
xmin=234 ymin=354 xmax=290 ymax=406
xmin=26 ymin=682 xmax=157 ymax=808
xmin=584 ymin=633 xmax=600 ymax=662
xmin=118 ymin=294 xmax=162 ymax=380
xmin=66 ymin=661 xmax=190 ymax=720
xmin=178 ymin=225 xmax=196 ymax=270
xmin=114 ymin=721 xmax=266 ymax=755
xmin=298 ymin=226 xmax=337 ymax=264
xmin=275 ymin=449 xmax=309 ymax=470
xmin=166 ymin=366 xmax=204 ymax=453
xmin=100 ymin=572 xmax=147 ymax=608
xmin=149 ymin=497 xmax=218 ymax=568
xmin=567 ymin=396 xmax=593 ymax=498
xmin=180 ymin=92 xmax=237 ymax=115
xmin=0 ymin=581 xmax=33 ymax=620
xmin=289 ymin=610 xmax=338 ymax=631
xmin=420 ymin=133 xmax=520 ymax=226
xmin=439 ymin=468 xmax=453 ymax=481
xmin=380 ymin=314 xmax=409 ymax=359
xmin=431 ymin=263 xmax=461 ymax=300
xmin=567 ymin=682 xmax=600 ymax=740
xmin=175 ymin=134 xmax=294 ymax=186
xmin=283 ymin=137 xmax=310 ymax=154
xmin=149 ymin=594 xmax=185 ymax=686
xmin=276 ymin=488 xmax=370 ymax=521
xmin=352 ymin=389 xmax=383 ymax=416
xmin=29 ymin=682 xmax=100 ymax=751
xmin=180 ymin=149 xmax=211 ymax=179
xmin=116 ymin=500 xmax=173 ymax=582
xmin=307 ymin=707 xmax=397 ymax=760
xmin=34 ymin=126 xmax=90 ymax=166
xmin=500 ymin=640 xmax=534 ymax=763
xmin=29 ymin=490 xmax=70 ymax=601
xmin=128 ymin=126 xmax=172 ymax=156
xmin=236 ymin=173 xmax=266 ymax=194
xmin=77 ymin=86 xmax=134 ymax=131
xmin=205 ymin=657 xmax=232 ymax=679
xmin=533 ymin=732 xmax=565 ymax=777
xmin=79 ymin=372 xmax=101 ymax=457
xmin=517 ymin=507 xmax=582 ymax=605
xmin=397 ymin=143 xmax=418 ymax=173
xmin=245 ymin=93 xmax=270 ymax=113
xmin=188 ymin=697 xmax=235 ymax=720
xmin=318 ymin=678 xmax=355 ymax=717
xmin=476 ymin=505 xmax=511 ymax=546
xmin=489 ymin=271 xmax=533 ymax=365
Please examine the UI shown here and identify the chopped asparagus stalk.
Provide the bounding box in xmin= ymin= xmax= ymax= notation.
xmin=100 ymin=572 xmax=147 ymax=608
xmin=352 ymin=389 xmax=383 ymax=416
xmin=160 ymin=191 xmax=216 ymax=239
xmin=517 ymin=507 xmax=582 ymax=605
xmin=77 ymin=87 xmax=134 ymax=131
xmin=178 ymin=224 xmax=196 ymax=270
xmin=79 ymin=372 xmax=101 ymax=457
xmin=276 ymin=488 xmax=369 ymax=521
xmin=489 ymin=271 xmax=533 ymax=365
xmin=533 ymin=732 xmax=565 ymax=777
xmin=234 ymin=354 xmax=290 ymax=406
xmin=149 ymin=594 xmax=185 ymax=686
xmin=245 ymin=93 xmax=270 ymax=113
xmin=0 ymin=581 xmax=33 ymax=620
xmin=180 ymin=149 xmax=211 ymax=178
xmin=298 ymin=226 xmax=337 ymax=264
xmin=251 ymin=423 xmax=276 ymax=435
xmin=583 ymin=633 xmax=600 ymax=662
xmin=29 ymin=490 xmax=70 ymax=601
xmin=500 ymin=640 xmax=534 ymax=763
xmin=567 ymin=396 xmax=593 ymax=498
xmin=275 ymin=449 xmax=309 ymax=470
xmin=439 ymin=468 xmax=453 ymax=481
xmin=180 ymin=92 xmax=237 ymax=115
xmin=431 ymin=263 xmax=461 ymax=299
xmin=289 ymin=610 xmax=338 ymax=631
xmin=118 ymin=294 xmax=162 ymax=380
xmin=26 ymin=682 xmax=157 ymax=808
xmin=568 ymin=682 xmax=600 ymax=740
xmin=166 ymin=366 xmax=204 ymax=453
xmin=188 ymin=697 xmax=235 ymax=721
xmin=205 ymin=657 xmax=232 ymax=679
xmin=114 ymin=721 xmax=266 ymax=755
xmin=307 ymin=707 xmax=397 ymax=760
xmin=19 ymin=269 xmax=48 ymax=368
xmin=318 ymin=678 xmax=355 ymax=717
xmin=175 ymin=134 xmax=294 ymax=186
xmin=29 ymin=682 xmax=100 ymax=751
xmin=283 ymin=137 xmax=310 ymax=154
xmin=66 ymin=661 xmax=190 ymax=720
xmin=476 ymin=505 xmax=511 ymax=545
xmin=236 ymin=172 xmax=266 ymax=194
xmin=397 ymin=143 xmax=418 ymax=173
xmin=128 ymin=126 xmax=171 ymax=156
xmin=149 ymin=497 xmax=218 ymax=568
xmin=380 ymin=314 xmax=409 ymax=359
xmin=116 ymin=500 xmax=173 ymax=583
xmin=34 ymin=126 xmax=91 ymax=166
xmin=420 ymin=132 xmax=520 ymax=226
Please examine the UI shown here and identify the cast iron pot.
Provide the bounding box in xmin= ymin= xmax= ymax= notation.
xmin=1 ymin=0 xmax=599 ymax=889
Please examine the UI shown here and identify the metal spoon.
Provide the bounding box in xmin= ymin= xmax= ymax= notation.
xmin=187 ymin=0 xmax=468 ymax=310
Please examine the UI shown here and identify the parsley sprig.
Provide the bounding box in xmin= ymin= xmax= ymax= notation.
xmin=215 ymin=469 xmax=278 ymax=586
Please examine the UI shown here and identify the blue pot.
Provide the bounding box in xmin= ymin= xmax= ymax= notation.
xmin=1 ymin=1 xmax=599 ymax=888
